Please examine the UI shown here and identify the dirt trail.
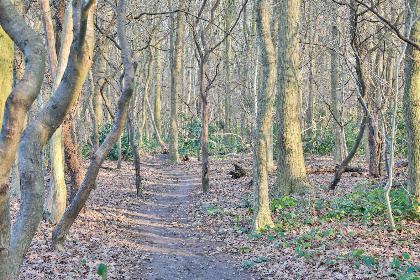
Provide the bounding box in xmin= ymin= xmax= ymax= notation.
xmin=135 ymin=154 xmax=256 ymax=280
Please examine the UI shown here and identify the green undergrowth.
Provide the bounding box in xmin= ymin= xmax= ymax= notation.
xmin=196 ymin=182 xmax=420 ymax=279
xmin=81 ymin=118 xmax=249 ymax=160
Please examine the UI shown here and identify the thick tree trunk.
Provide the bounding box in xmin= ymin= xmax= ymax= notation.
xmin=168 ymin=0 xmax=186 ymax=163
xmin=403 ymin=0 xmax=420 ymax=202
xmin=274 ymin=0 xmax=310 ymax=196
xmin=0 ymin=0 xmax=45 ymax=277
xmin=252 ymin=0 xmax=275 ymax=232
xmin=52 ymin=0 xmax=135 ymax=251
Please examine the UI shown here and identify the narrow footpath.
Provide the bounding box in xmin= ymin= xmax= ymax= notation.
xmin=134 ymin=154 xmax=256 ymax=280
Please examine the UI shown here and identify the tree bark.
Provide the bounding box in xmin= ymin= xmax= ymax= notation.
xmin=154 ymin=42 xmax=163 ymax=138
xmin=330 ymin=10 xmax=348 ymax=161
xmin=52 ymin=0 xmax=135 ymax=251
xmin=224 ymin=0 xmax=233 ymax=136
xmin=128 ymin=106 xmax=141 ymax=196
xmin=138 ymin=47 xmax=154 ymax=150
xmin=200 ymin=57 xmax=210 ymax=193
xmin=252 ymin=0 xmax=275 ymax=232
xmin=329 ymin=0 xmax=368 ymax=190
xmin=274 ymin=0 xmax=310 ymax=196
xmin=0 ymin=17 xmax=13 ymax=126
xmin=10 ymin=1 xmax=96 ymax=276
xmin=403 ymin=0 xmax=420 ymax=202
xmin=0 ymin=0 xmax=45 ymax=277
xmin=93 ymin=44 xmax=107 ymax=128
xmin=40 ymin=0 xmax=71 ymax=225
xmin=168 ymin=0 xmax=186 ymax=163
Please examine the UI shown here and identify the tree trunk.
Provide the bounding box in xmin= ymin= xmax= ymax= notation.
xmin=40 ymin=0 xmax=71 ymax=225
xmin=52 ymin=0 xmax=135 ymax=250
xmin=154 ymin=42 xmax=163 ymax=138
xmin=252 ymin=0 xmax=275 ymax=232
xmin=147 ymin=96 xmax=167 ymax=151
xmin=128 ymin=108 xmax=141 ymax=196
xmin=138 ymin=47 xmax=154 ymax=150
xmin=10 ymin=2 xmax=95 ymax=276
xmin=89 ymin=70 xmax=99 ymax=152
xmin=275 ymin=0 xmax=310 ymax=196
xmin=403 ymin=0 xmax=420 ymax=202
xmin=330 ymin=10 xmax=347 ymax=161
xmin=168 ymin=0 xmax=186 ymax=163
xmin=367 ymin=48 xmax=383 ymax=177
xmin=93 ymin=44 xmax=107 ymax=128
xmin=117 ymin=136 xmax=122 ymax=169
xmin=329 ymin=0 xmax=368 ymax=190
xmin=0 ymin=18 xmax=13 ymax=126
xmin=0 ymin=0 xmax=45 ymax=277
xmin=200 ymin=57 xmax=210 ymax=193
xmin=224 ymin=0 xmax=233 ymax=136
xmin=44 ymin=126 xmax=67 ymax=225
xmin=63 ymin=101 xmax=83 ymax=202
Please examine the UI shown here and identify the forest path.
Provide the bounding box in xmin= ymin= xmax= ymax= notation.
xmin=135 ymin=154 xmax=256 ymax=280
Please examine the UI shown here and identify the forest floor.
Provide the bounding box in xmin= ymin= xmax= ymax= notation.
xmin=12 ymin=153 xmax=420 ymax=279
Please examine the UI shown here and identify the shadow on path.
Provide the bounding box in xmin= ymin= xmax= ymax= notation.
xmin=135 ymin=154 xmax=256 ymax=280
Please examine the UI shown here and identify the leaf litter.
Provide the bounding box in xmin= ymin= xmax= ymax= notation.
xmin=10 ymin=154 xmax=420 ymax=279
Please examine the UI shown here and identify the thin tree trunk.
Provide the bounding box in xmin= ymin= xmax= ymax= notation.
xmin=224 ymin=0 xmax=233 ymax=136
xmin=154 ymin=42 xmax=163 ymax=138
xmin=200 ymin=58 xmax=210 ymax=193
xmin=128 ymin=108 xmax=141 ymax=196
xmin=138 ymin=47 xmax=154 ymax=151
xmin=117 ymin=136 xmax=122 ymax=169
xmin=93 ymin=45 xmax=107 ymax=128
xmin=147 ymin=96 xmax=167 ymax=151
xmin=330 ymin=9 xmax=347 ymax=161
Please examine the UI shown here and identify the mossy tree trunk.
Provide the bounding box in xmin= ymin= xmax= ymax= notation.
xmin=274 ymin=0 xmax=310 ymax=196
xmin=403 ymin=0 xmax=420 ymax=203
